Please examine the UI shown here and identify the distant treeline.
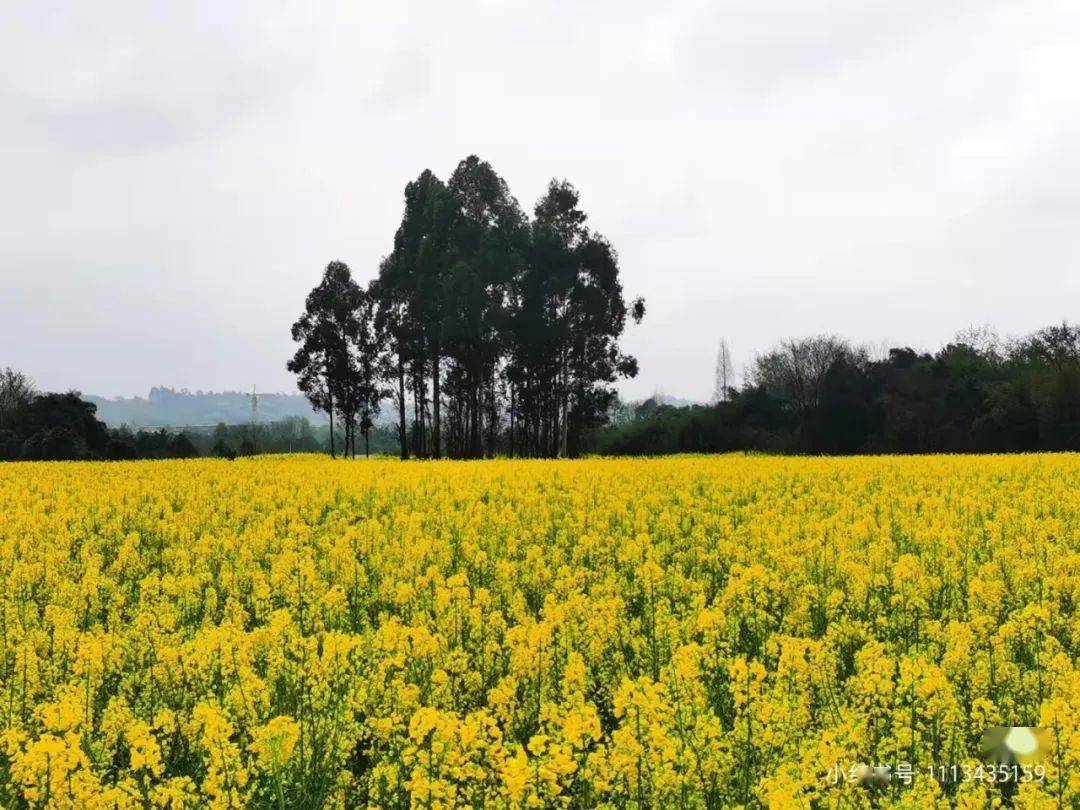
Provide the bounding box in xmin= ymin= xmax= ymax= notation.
xmin=592 ymin=323 xmax=1080 ymax=455
xmin=5 ymin=321 xmax=1078 ymax=461
xmin=0 ymin=371 xmax=399 ymax=461
xmin=86 ymin=387 xmax=328 ymax=429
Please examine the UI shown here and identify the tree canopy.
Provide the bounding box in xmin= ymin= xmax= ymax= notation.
xmin=290 ymin=155 xmax=645 ymax=459
xmin=595 ymin=323 xmax=1080 ymax=455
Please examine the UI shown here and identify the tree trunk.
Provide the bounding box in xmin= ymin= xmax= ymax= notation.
xmin=487 ymin=367 xmax=497 ymax=458
xmin=397 ymin=356 xmax=408 ymax=460
xmin=419 ymin=373 xmax=428 ymax=458
xmin=432 ymin=345 xmax=441 ymax=459
xmin=509 ymin=384 xmax=515 ymax=458
xmin=550 ymin=370 xmax=559 ymax=459
xmin=328 ymin=390 xmax=335 ymax=459
xmin=559 ymin=356 xmax=569 ymax=457
xmin=412 ymin=375 xmax=421 ymax=458
xmin=471 ymin=367 xmax=481 ymax=458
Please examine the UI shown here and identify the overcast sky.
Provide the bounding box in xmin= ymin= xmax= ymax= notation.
xmin=2 ymin=1 xmax=1078 ymax=402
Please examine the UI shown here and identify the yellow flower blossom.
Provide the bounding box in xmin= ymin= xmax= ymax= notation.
xmin=0 ymin=453 xmax=1074 ymax=807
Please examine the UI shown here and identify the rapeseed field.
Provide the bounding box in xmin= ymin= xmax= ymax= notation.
xmin=0 ymin=455 xmax=1076 ymax=808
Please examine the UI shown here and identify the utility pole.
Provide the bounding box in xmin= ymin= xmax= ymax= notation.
xmin=249 ymin=385 xmax=259 ymax=452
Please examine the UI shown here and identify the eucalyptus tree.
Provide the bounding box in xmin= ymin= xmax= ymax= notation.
xmin=358 ymin=157 xmax=644 ymax=459
xmin=287 ymin=261 xmax=364 ymax=458
xmin=511 ymin=180 xmax=643 ymax=456
xmin=443 ymin=155 xmax=527 ymax=457
xmin=351 ymin=285 xmax=389 ymax=457
xmin=370 ymin=170 xmax=461 ymax=457
xmin=371 ymin=271 xmax=412 ymax=460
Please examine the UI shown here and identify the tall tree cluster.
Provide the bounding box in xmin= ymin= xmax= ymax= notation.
xmin=289 ymin=155 xmax=644 ymax=459
xmin=288 ymin=262 xmax=386 ymax=458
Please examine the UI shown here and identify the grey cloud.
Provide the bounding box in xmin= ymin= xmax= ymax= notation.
xmin=366 ymin=47 xmax=432 ymax=111
xmin=1 ymin=0 xmax=1078 ymax=403
xmin=1 ymin=1 xmax=317 ymax=152
xmin=680 ymin=0 xmax=995 ymax=95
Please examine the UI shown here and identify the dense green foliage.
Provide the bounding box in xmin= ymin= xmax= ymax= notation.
xmin=0 ymin=377 xmax=115 ymax=460
xmin=592 ymin=324 xmax=1080 ymax=455
xmin=0 ymin=370 xmax=389 ymax=461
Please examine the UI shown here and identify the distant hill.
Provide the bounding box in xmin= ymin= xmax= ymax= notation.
xmin=86 ymin=388 xmax=702 ymax=430
xmin=605 ymin=393 xmax=705 ymax=427
xmin=87 ymin=387 xmax=325 ymax=428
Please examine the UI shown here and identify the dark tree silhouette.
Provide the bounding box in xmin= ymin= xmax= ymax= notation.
xmin=369 ymin=158 xmax=643 ymax=459
xmin=350 ymin=286 xmax=389 ymax=457
xmin=0 ymin=368 xmax=35 ymax=431
xmin=288 ymin=261 xmax=364 ymax=459
xmin=594 ymin=322 xmax=1080 ymax=456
